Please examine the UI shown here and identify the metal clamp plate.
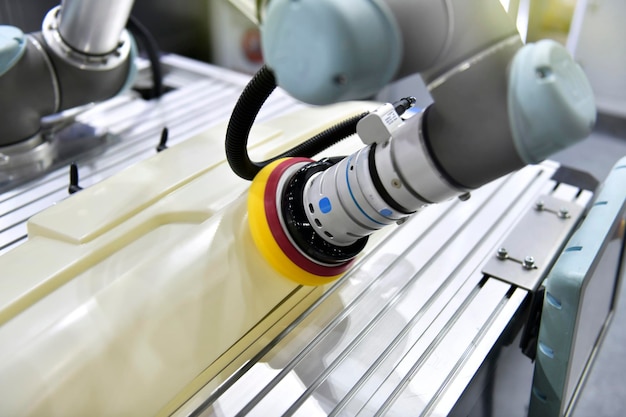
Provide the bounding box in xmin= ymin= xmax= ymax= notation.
xmin=482 ymin=194 xmax=585 ymax=290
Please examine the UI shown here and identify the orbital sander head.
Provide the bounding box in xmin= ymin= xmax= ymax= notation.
xmin=247 ymin=157 xmax=367 ymax=286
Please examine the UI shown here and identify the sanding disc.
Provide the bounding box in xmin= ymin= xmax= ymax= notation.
xmin=248 ymin=158 xmax=354 ymax=285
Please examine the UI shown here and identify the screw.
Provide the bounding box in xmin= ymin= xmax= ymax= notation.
xmin=333 ymin=74 xmax=347 ymax=85
xmin=535 ymin=201 xmax=545 ymax=211
xmin=391 ymin=179 xmax=401 ymax=189
xmin=558 ymin=208 xmax=570 ymax=219
xmin=523 ymin=256 xmax=536 ymax=270
xmin=536 ymin=66 xmax=553 ymax=79
xmin=458 ymin=192 xmax=471 ymax=202
xmin=497 ymin=247 xmax=508 ymax=260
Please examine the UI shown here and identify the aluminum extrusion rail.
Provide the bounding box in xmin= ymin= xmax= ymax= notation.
xmin=178 ymin=162 xmax=592 ymax=416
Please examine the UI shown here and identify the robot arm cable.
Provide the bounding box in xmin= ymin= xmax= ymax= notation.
xmin=126 ymin=15 xmax=163 ymax=99
xmin=225 ymin=65 xmax=368 ymax=181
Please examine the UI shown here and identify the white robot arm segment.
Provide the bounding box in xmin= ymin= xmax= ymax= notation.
xmin=227 ymin=0 xmax=596 ymax=281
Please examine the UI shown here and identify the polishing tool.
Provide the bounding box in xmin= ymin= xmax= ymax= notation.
xmin=248 ymin=157 xmax=367 ymax=286
xmin=228 ymin=8 xmax=595 ymax=286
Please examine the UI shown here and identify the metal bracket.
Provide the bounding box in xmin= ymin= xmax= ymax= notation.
xmin=482 ymin=194 xmax=585 ymax=290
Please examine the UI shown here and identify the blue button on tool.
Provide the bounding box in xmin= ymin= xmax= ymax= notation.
xmin=319 ymin=197 xmax=332 ymax=214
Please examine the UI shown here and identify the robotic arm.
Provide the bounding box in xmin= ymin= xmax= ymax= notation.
xmin=0 ymin=0 xmax=136 ymax=179
xmin=227 ymin=0 xmax=596 ymax=285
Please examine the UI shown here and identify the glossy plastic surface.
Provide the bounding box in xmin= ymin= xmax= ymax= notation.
xmin=0 ymin=102 xmax=376 ymax=416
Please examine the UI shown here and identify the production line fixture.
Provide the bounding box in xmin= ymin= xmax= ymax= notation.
xmin=0 ymin=56 xmax=624 ymax=417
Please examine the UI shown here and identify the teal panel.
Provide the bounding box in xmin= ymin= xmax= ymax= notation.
xmin=530 ymin=157 xmax=626 ymax=417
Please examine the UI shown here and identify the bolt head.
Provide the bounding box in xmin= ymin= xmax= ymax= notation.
xmin=523 ymin=256 xmax=536 ymax=269
xmin=497 ymin=247 xmax=508 ymax=260
xmin=334 ymin=74 xmax=347 ymax=85
xmin=558 ymin=208 xmax=570 ymax=219
xmin=535 ymin=201 xmax=545 ymax=211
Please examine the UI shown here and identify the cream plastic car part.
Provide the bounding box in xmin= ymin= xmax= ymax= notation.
xmin=0 ymin=102 xmax=380 ymax=416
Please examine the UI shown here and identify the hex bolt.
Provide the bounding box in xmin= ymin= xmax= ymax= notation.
xmin=558 ymin=208 xmax=570 ymax=219
xmin=535 ymin=201 xmax=545 ymax=211
xmin=497 ymin=247 xmax=508 ymax=260
xmin=523 ymin=256 xmax=536 ymax=270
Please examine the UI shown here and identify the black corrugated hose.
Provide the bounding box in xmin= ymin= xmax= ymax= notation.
xmin=225 ymin=65 xmax=368 ymax=181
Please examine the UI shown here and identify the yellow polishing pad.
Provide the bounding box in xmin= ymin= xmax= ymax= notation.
xmin=248 ymin=158 xmax=351 ymax=286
